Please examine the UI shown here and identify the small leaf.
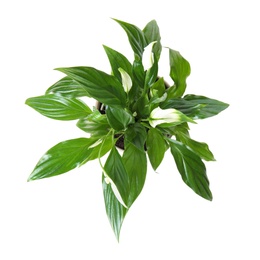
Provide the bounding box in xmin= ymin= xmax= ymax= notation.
xmin=168 ymin=139 xmax=213 ymax=201
xmin=104 ymin=147 xmax=130 ymax=207
xmin=103 ymin=45 xmax=132 ymax=82
xmin=106 ymin=107 xmax=135 ymax=131
xmin=169 ymin=48 xmax=191 ymax=97
xmin=25 ymin=94 xmax=92 ymax=120
xmin=28 ymin=137 xmax=99 ymax=181
xmin=46 ymin=76 xmax=90 ymax=98
xmin=147 ymin=128 xmax=167 ymax=171
xmin=55 ymin=67 xmax=126 ymax=108
xmin=113 ymin=18 xmax=147 ymax=58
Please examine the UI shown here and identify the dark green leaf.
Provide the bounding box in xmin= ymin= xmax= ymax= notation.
xmin=103 ymin=45 xmax=132 ymax=82
xmin=46 ymin=76 xmax=90 ymax=98
xmin=143 ymin=20 xmax=162 ymax=61
xmin=25 ymin=94 xmax=92 ymax=120
xmin=113 ymin=18 xmax=147 ymax=58
xmin=104 ymin=147 xmax=130 ymax=206
xmin=77 ymin=109 xmax=110 ymax=137
xmin=55 ymin=67 xmax=126 ymax=108
xmin=102 ymin=174 xmax=127 ymax=241
xmin=144 ymin=56 xmax=158 ymax=90
xmin=150 ymin=77 xmax=166 ymax=98
xmin=124 ymin=123 xmax=147 ymax=150
xmin=135 ymin=94 xmax=150 ymax=119
xmin=28 ymin=137 xmax=99 ymax=181
xmin=123 ymin=142 xmax=147 ymax=206
xmin=169 ymin=48 xmax=191 ymax=97
xmin=176 ymin=132 xmax=215 ymax=161
xmin=168 ymin=139 xmax=212 ymax=200
xmin=147 ymin=128 xmax=167 ymax=171
xmin=106 ymin=107 xmax=135 ymax=131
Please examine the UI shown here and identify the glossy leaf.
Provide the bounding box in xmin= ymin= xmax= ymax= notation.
xmin=113 ymin=18 xmax=147 ymax=58
xmin=169 ymin=48 xmax=191 ymax=97
xmin=143 ymin=20 xmax=162 ymax=61
xmin=102 ymin=174 xmax=127 ymax=241
xmin=147 ymin=128 xmax=167 ymax=171
xmin=55 ymin=67 xmax=126 ymax=108
xmin=103 ymin=45 xmax=132 ymax=82
xmin=46 ymin=76 xmax=90 ymax=98
xmin=124 ymin=123 xmax=147 ymax=150
xmin=168 ymin=139 xmax=212 ymax=201
xmin=104 ymin=147 xmax=130 ymax=206
xmin=28 ymin=137 xmax=99 ymax=181
xmin=106 ymin=107 xmax=135 ymax=131
xmin=25 ymin=94 xmax=92 ymax=120
xmin=176 ymin=132 xmax=215 ymax=161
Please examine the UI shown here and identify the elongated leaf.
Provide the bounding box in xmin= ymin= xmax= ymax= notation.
xmin=28 ymin=137 xmax=99 ymax=181
xmin=55 ymin=67 xmax=126 ymax=108
xmin=102 ymin=174 xmax=127 ymax=241
xmin=77 ymin=110 xmax=110 ymax=137
xmin=169 ymin=48 xmax=191 ymax=97
xmin=184 ymin=95 xmax=229 ymax=119
xmin=103 ymin=45 xmax=132 ymax=82
xmin=124 ymin=123 xmax=147 ymax=150
xmin=25 ymin=94 xmax=92 ymax=120
xmin=104 ymin=147 xmax=130 ymax=206
xmin=176 ymin=132 xmax=215 ymax=161
xmin=143 ymin=20 xmax=162 ymax=61
xmin=46 ymin=76 xmax=90 ymax=98
xmin=113 ymin=18 xmax=147 ymax=58
xmin=106 ymin=107 xmax=134 ymax=131
xmin=147 ymin=128 xmax=167 ymax=170
xmin=161 ymin=95 xmax=229 ymax=119
xmin=168 ymin=139 xmax=212 ymax=201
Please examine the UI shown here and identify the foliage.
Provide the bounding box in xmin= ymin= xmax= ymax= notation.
xmin=25 ymin=18 xmax=229 ymax=241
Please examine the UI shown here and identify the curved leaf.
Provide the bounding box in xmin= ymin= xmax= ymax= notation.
xmin=168 ymin=139 xmax=212 ymax=201
xmin=25 ymin=94 xmax=92 ymax=120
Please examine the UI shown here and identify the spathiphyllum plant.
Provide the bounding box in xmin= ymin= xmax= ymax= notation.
xmin=26 ymin=18 xmax=229 ymax=241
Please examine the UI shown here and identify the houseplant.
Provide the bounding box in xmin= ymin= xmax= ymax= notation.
xmin=25 ymin=18 xmax=229 ymax=240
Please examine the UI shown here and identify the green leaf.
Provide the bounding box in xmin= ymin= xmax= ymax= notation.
xmin=150 ymin=77 xmax=166 ymax=98
xmin=161 ymin=95 xmax=229 ymax=119
xmin=28 ymin=137 xmax=99 ymax=181
xmin=103 ymin=45 xmax=132 ymax=82
xmin=113 ymin=18 xmax=147 ymax=58
xmin=25 ymin=94 xmax=92 ymax=120
xmin=144 ymin=56 xmax=158 ymax=90
xmin=104 ymin=147 xmax=130 ymax=206
xmin=124 ymin=123 xmax=147 ymax=150
xmin=184 ymin=95 xmax=229 ymax=119
xmin=169 ymin=48 xmax=191 ymax=97
xmin=168 ymin=139 xmax=212 ymax=201
xmin=147 ymin=128 xmax=167 ymax=171
xmin=77 ymin=109 xmax=110 ymax=137
xmin=55 ymin=67 xmax=126 ymax=108
xmin=102 ymin=174 xmax=127 ymax=241
xmin=106 ymin=107 xmax=135 ymax=131
xmin=123 ymin=141 xmax=147 ymax=206
xmin=176 ymin=132 xmax=215 ymax=161
xmin=46 ymin=76 xmax=90 ymax=98
xmin=143 ymin=20 xmax=162 ymax=61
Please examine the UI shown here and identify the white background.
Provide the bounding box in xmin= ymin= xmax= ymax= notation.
xmin=1 ymin=0 xmax=259 ymax=259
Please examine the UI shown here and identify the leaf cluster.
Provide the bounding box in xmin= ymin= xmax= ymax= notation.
xmin=25 ymin=18 xmax=229 ymax=240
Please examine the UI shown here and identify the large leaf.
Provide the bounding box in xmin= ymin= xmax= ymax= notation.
xmin=169 ymin=48 xmax=191 ymax=97
xmin=25 ymin=94 xmax=92 ymax=120
xmin=46 ymin=76 xmax=90 ymax=98
xmin=55 ymin=67 xmax=126 ymax=108
xmin=113 ymin=18 xmax=147 ymax=58
xmin=103 ymin=45 xmax=133 ymax=82
xmin=106 ymin=107 xmax=134 ymax=131
xmin=102 ymin=174 xmax=127 ymax=241
xmin=124 ymin=123 xmax=147 ymax=150
xmin=143 ymin=20 xmax=162 ymax=61
xmin=104 ymin=147 xmax=130 ymax=207
xmin=28 ymin=137 xmax=99 ymax=181
xmin=176 ymin=132 xmax=215 ymax=161
xmin=77 ymin=109 xmax=110 ymax=137
xmin=161 ymin=95 xmax=229 ymax=119
xmin=168 ymin=139 xmax=212 ymax=201
xmin=146 ymin=128 xmax=167 ymax=171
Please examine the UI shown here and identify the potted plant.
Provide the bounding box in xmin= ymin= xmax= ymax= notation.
xmin=25 ymin=18 xmax=229 ymax=241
